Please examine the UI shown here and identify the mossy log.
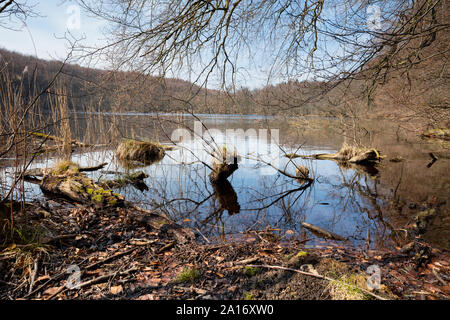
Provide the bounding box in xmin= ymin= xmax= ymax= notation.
xmin=29 ymin=131 xmax=92 ymax=148
xmin=40 ymin=172 xmax=124 ymax=207
xmin=421 ymin=128 xmax=450 ymax=141
xmin=23 ymin=162 xmax=108 ymax=178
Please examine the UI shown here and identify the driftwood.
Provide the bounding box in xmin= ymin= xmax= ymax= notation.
xmin=303 ymin=144 xmax=382 ymax=164
xmin=301 ymin=222 xmax=347 ymax=241
xmin=23 ymin=162 xmax=108 ymax=178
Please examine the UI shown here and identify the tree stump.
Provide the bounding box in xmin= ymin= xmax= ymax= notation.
xmin=209 ymin=150 xmax=238 ymax=184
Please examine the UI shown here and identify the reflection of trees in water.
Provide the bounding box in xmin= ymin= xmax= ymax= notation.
xmin=123 ymin=157 xmax=316 ymax=240
xmin=325 ymin=162 xmax=397 ymax=249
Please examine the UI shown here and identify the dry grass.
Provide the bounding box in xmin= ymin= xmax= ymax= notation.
xmin=52 ymin=160 xmax=79 ymax=175
xmin=335 ymin=143 xmax=366 ymax=160
xmin=328 ymin=274 xmax=371 ymax=300
xmin=314 ymin=143 xmax=381 ymax=163
xmin=116 ymin=139 xmax=166 ymax=163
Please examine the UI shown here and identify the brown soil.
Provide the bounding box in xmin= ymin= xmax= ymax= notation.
xmin=0 ymin=199 xmax=448 ymax=300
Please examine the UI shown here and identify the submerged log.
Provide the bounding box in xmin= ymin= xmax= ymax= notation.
xmin=99 ymin=171 xmax=149 ymax=191
xmin=301 ymin=222 xmax=347 ymax=241
xmin=305 ymin=144 xmax=382 ymax=164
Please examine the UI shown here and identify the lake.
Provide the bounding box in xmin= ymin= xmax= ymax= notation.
xmin=1 ymin=113 xmax=449 ymax=250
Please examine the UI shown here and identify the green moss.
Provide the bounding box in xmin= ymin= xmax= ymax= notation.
xmin=328 ymin=274 xmax=372 ymax=300
xmin=244 ymin=266 xmax=258 ymax=277
xmin=94 ymin=187 xmax=105 ymax=194
xmin=297 ymin=251 xmax=308 ymax=257
xmin=243 ymin=291 xmax=254 ymax=300
xmin=87 ymin=188 xmax=94 ymax=194
xmin=92 ymin=194 xmax=103 ymax=202
xmin=175 ymin=267 xmax=200 ymax=283
xmin=52 ymin=160 xmax=79 ymax=175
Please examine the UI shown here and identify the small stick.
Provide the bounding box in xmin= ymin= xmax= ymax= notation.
xmin=48 ymin=267 xmax=137 ymax=300
xmin=28 ymin=259 xmax=39 ymax=295
xmin=85 ymin=247 xmax=139 ymax=270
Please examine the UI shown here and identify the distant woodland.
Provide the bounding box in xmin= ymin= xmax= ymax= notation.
xmin=1 ymin=5 xmax=449 ymax=128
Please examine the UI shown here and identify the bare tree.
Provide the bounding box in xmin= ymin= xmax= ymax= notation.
xmin=0 ymin=0 xmax=38 ymax=30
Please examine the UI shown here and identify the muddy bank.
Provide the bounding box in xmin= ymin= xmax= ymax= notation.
xmin=0 ymin=199 xmax=448 ymax=300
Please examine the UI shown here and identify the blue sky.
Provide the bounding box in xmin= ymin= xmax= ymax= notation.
xmin=0 ymin=0 xmax=106 ymax=62
xmin=0 ymin=1 xmax=380 ymax=89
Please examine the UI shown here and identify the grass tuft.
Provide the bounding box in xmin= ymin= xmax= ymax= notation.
xmin=175 ymin=267 xmax=200 ymax=283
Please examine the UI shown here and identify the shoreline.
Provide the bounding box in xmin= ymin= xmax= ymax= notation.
xmin=1 ymin=199 xmax=448 ymax=300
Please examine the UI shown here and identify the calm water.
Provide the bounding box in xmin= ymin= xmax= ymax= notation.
xmin=1 ymin=114 xmax=449 ymax=249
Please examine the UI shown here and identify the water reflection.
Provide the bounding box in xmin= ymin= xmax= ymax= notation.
xmin=211 ymin=179 xmax=240 ymax=215
xmin=1 ymin=115 xmax=448 ymax=249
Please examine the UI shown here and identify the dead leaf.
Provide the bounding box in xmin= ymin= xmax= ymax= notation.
xmin=136 ymin=294 xmax=156 ymax=300
xmin=43 ymin=286 xmax=63 ymax=296
xmin=110 ymin=285 xmax=123 ymax=295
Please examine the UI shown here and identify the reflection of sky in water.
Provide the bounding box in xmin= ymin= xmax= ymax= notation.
xmin=0 ymin=130 xmax=384 ymax=247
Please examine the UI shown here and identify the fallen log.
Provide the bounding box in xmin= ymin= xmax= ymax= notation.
xmin=301 ymin=222 xmax=347 ymax=241
xmin=29 ymin=131 xmax=91 ymax=148
xmin=40 ymin=173 xmax=125 ymax=207
xmin=34 ymin=161 xmax=124 ymax=207
xmin=303 ymin=144 xmax=382 ymax=164
xmin=23 ymin=162 xmax=108 ymax=178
